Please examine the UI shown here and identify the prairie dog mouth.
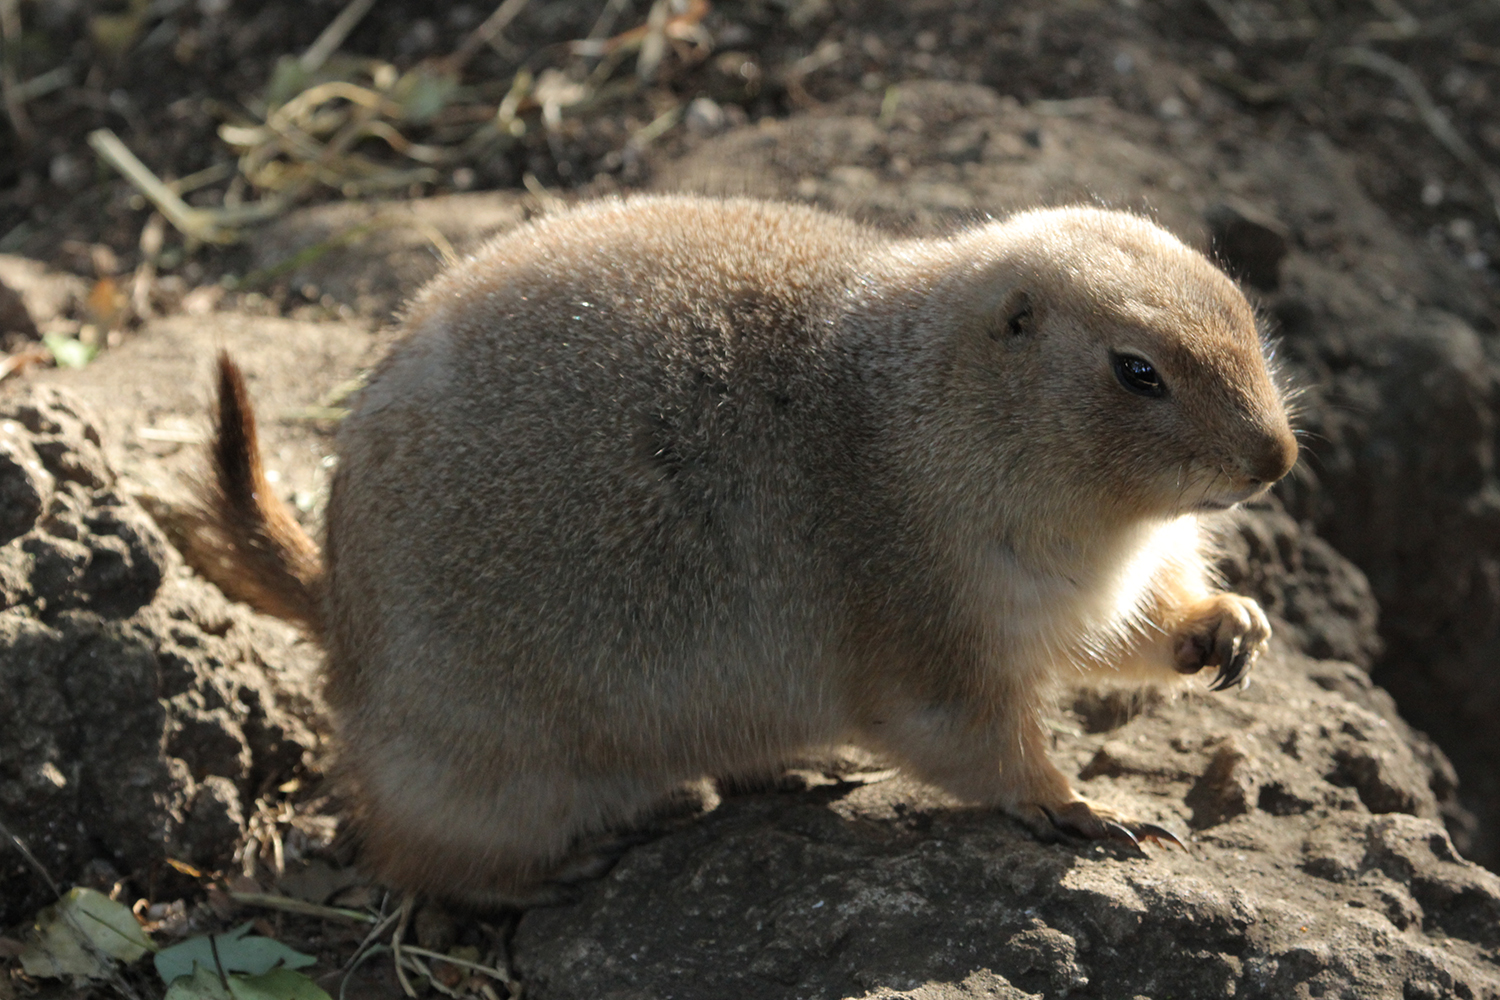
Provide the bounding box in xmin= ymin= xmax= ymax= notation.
xmin=1195 ymin=482 xmax=1272 ymax=512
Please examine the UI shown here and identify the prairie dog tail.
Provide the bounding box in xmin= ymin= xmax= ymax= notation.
xmin=186 ymin=352 xmax=325 ymax=633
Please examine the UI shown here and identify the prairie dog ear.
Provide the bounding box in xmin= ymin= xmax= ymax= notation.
xmin=990 ymin=288 xmax=1035 ymax=341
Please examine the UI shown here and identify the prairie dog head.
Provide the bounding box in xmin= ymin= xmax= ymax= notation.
xmin=915 ymin=206 xmax=1297 ymax=529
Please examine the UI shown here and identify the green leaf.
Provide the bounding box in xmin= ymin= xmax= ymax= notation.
xmin=229 ymin=967 xmax=332 ymax=1000
xmin=19 ymin=887 xmax=154 ymax=979
xmin=163 ymin=966 xmax=332 ymax=1000
xmin=393 ymin=67 xmax=458 ymax=124
xmin=42 ymin=332 xmax=97 ymax=369
xmin=265 ymin=56 xmax=311 ymax=110
xmin=163 ymin=966 xmax=232 ymax=1000
xmin=155 ymin=923 xmax=316 ymax=985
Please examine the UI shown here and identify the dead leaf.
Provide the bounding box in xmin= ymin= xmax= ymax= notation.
xmin=167 ymin=859 xmax=206 ymax=879
xmin=0 ymin=345 xmax=51 ymax=381
xmin=85 ymin=276 xmax=127 ymax=329
xmin=19 ymin=887 xmax=154 ymax=979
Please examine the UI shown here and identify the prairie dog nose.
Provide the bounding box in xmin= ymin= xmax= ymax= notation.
xmin=1239 ymin=427 xmax=1298 ymax=487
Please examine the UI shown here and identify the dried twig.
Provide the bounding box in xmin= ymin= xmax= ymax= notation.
xmin=0 ymin=813 xmax=60 ymax=898
xmin=132 ymin=212 xmax=165 ymax=320
xmin=453 ymin=0 xmax=533 ymax=70
xmin=340 ymin=903 xmax=401 ymax=971
xmin=228 ymin=891 xmax=378 ymax=924
xmin=13 ymin=64 xmax=70 ymax=103
xmin=399 ymin=944 xmax=517 ymax=988
xmin=573 ymin=0 xmax=709 ymax=62
xmin=1201 ymin=0 xmax=1319 ymax=43
xmin=1360 ymin=0 xmax=1420 ymax=40
xmin=582 ymin=0 xmax=632 ymax=53
xmin=390 ymin=895 xmax=418 ymax=998
xmin=0 ymin=346 xmax=51 ymax=382
xmin=637 ymin=0 xmax=670 ymax=82
xmin=168 ymin=161 xmax=237 ymax=197
xmin=627 ymin=105 xmax=681 ymax=150
xmin=521 ymin=171 xmax=567 ymax=213
xmin=301 ymin=0 xmax=380 ymax=75
xmin=0 ymin=0 xmax=35 ymax=146
xmin=88 ymin=129 xmax=285 ymax=244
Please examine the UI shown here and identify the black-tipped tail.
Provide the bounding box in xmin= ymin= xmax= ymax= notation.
xmin=183 ymin=352 xmax=325 ymax=633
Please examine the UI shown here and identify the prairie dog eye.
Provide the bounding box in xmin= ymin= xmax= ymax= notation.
xmin=992 ymin=291 xmax=1033 ymax=340
xmin=1111 ymin=351 xmax=1167 ymax=398
xmin=1005 ymin=299 xmax=1033 ymax=337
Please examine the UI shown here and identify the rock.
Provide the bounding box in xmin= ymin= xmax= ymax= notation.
xmin=655 ymin=82 xmax=1208 ymax=243
xmin=1204 ymin=200 xmax=1289 ymax=291
xmin=1275 ymin=295 xmax=1500 ymax=865
xmin=246 ymin=192 xmax=529 ymax=318
xmin=0 ymin=276 xmax=38 ymax=351
xmin=181 ymin=776 xmax=247 ymax=867
xmin=513 ymin=677 xmax=1500 ymax=998
xmin=0 ymin=256 xmax=86 ymax=345
xmin=1184 ymin=739 xmax=1255 ymax=829
xmin=0 ymin=421 xmax=52 ymax=547
xmin=0 ymin=386 xmax=318 ymax=925
xmin=1213 ymin=499 xmax=1382 ymax=668
xmin=684 ymin=96 xmax=728 ymax=136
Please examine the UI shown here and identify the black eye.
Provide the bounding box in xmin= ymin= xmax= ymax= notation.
xmin=1111 ymin=352 xmax=1167 ymax=398
xmin=992 ymin=292 xmax=1033 ymax=340
xmin=1006 ymin=302 xmax=1033 ymax=337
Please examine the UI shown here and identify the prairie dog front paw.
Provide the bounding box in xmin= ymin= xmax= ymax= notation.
xmin=1173 ymin=592 xmax=1270 ymax=691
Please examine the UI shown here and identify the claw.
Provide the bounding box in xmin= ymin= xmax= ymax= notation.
xmin=1233 ymin=644 xmax=1254 ymax=682
xmin=1134 ymin=822 xmax=1189 ymax=850
xmin=1213 ymin=630 xmax=1237 ymax=679
xmin=1209 ymin=642 xmax=1255 ymax=691
xmin=1101 ymin=820 xmax=1141 ymax=849
xmin=1035 ymin=802 xmax=1186 ymax=854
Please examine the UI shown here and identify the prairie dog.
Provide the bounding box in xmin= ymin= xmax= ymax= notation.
xmin=194 ymin=195 xmax=1297 ymax=903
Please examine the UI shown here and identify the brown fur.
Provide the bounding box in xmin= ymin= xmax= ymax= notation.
xmin=189 ymin=353 xmax=323 ymax=632
xmin=193 ymin=196 xmax=1297 ymax=903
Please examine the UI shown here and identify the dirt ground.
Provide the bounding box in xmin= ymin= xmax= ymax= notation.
xmin=4 ymin=0 xmax=1500 ymax=294
xmin=4 ymin=1 xmax=1500 ymax=998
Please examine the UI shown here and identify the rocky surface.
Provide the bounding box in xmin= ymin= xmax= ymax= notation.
xmin=37 ymin=310 xmax=387 ymax=544
xmin=0 ymin=256 xmax=86 ymax=351
xmin=1216 ymin=499 xmax=1383 ymax=670
xmin=0 ymin=385 xmax=319 ymax=927
xmin=1279 ymin=293 xmax=1500 ymax=869
xmin=248 ymin=193 xmax=529 ymax=320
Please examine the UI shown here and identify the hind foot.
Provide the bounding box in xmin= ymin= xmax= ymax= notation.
xmin=1014 ymin=798 xmax=1187 ymax=852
